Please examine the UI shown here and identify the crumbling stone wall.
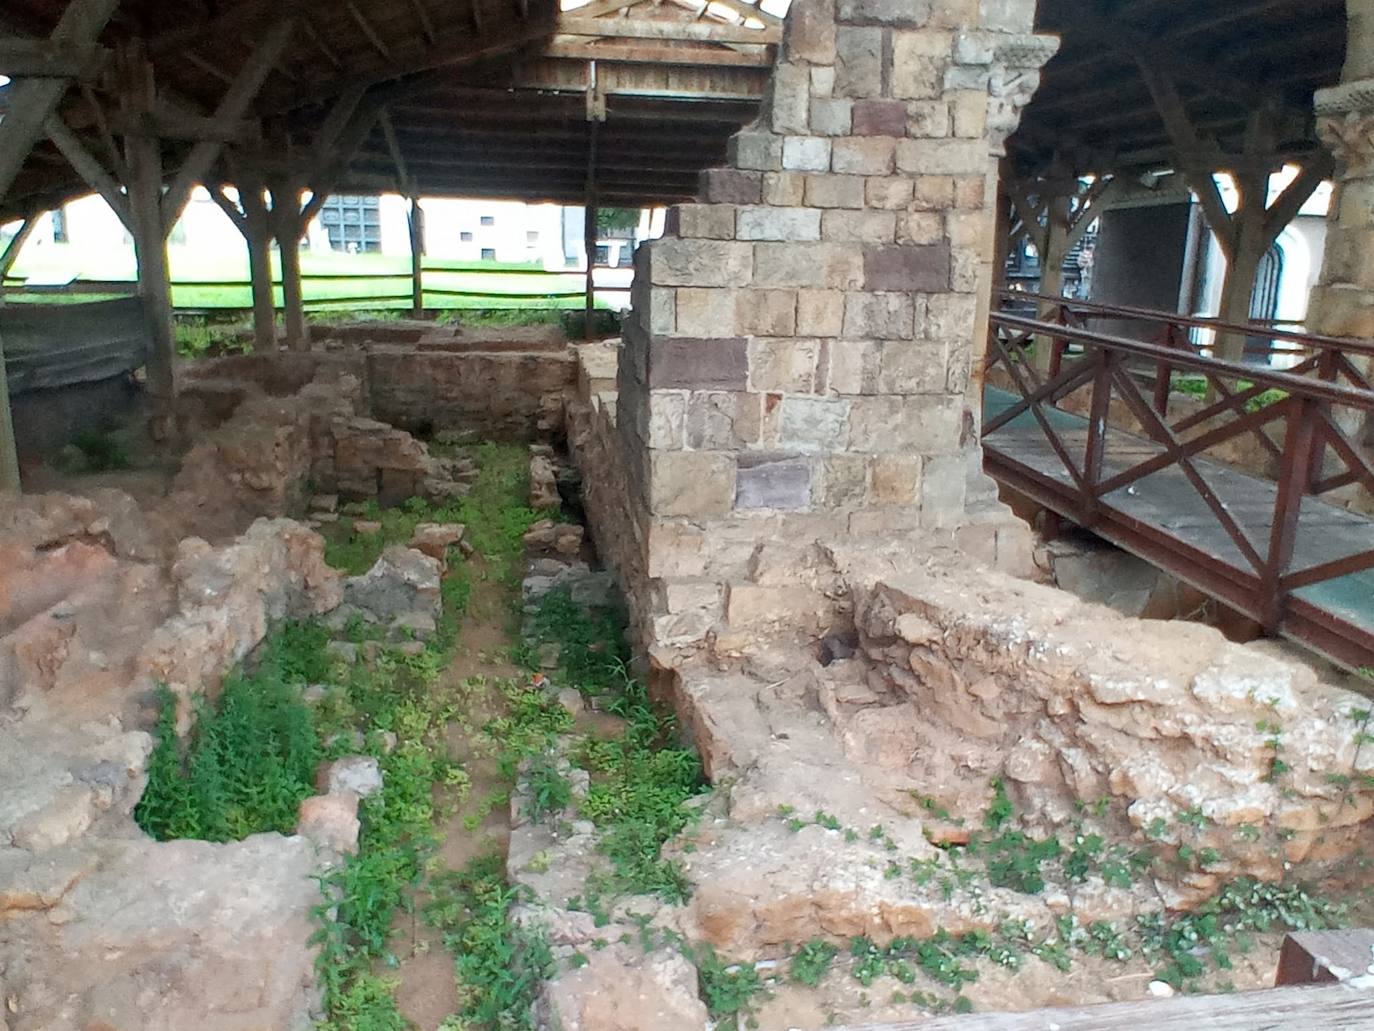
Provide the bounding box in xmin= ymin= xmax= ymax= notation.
xmin=576 ymin=0 xmax=1055 ymax=656
xmin=181 ymin=323 xmax=576 ymax=443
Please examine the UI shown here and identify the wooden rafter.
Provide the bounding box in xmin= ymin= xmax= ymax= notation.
xmin=43 ymin=114 xmax=132 ymax=230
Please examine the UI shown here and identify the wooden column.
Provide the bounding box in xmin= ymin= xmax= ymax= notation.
xmin=241 ymin=184 xmax=277 ymax=349
xmin=583 ymin=118 xmax=600 ymax=341
xmin=0 ymin=215 xmax=37 ymax=494
xmin=408 ymin=194 xmax=424 ymax=318
xmin=272 ymin=186 xmax=309 ymax=351
xmin=121 ymin=54 xmax=177 ymax=403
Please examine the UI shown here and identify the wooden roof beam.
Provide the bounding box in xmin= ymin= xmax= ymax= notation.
xmin=557 ymin=15 xmax=781 ymax=44
xmin=541 ymin=37 xmax=772 ymax=67
xmin=0 ymin=0 xmax=120 ymax=205
xmin=0 ymin=38 xmax=106 ymax=79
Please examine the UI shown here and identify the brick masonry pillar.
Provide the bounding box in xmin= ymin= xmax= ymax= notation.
xmin=614 ymin=0 xmax=1056 ymax=647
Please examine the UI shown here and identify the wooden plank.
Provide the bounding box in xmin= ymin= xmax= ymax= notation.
xmin=542 ymin=38 xmax=773 ymax=67
xmin=558 ymin=15 xmax=781 ymax=44
xmin=0 ymin=39 xmax=104 ymax=78
xmin=838 ymin=982 xmax=1374 ymax=1029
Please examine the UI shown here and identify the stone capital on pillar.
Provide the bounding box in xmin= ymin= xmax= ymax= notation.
xmin=1316 ymin=78 xmax=1374 ymax=177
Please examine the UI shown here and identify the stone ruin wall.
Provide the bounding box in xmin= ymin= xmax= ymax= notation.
xmin=0 ymin=490 xmax=343 ymax=1030
xmin=570 ymin=0 xmax=1058 ymax=662
xmin=180 ymin=321 xmax=576 ymax=445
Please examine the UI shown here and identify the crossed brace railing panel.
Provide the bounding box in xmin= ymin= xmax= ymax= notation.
xmin=983 ymin=306 xmax=1374 ymax=642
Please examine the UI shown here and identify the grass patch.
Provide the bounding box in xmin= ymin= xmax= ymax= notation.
xmin=425 ymin=854 xmax=555 ymax=1031
xmin=70 ymin=428 xmax=132 ymax=471
xmin=134 ymin=620 xmax=328 ymax=841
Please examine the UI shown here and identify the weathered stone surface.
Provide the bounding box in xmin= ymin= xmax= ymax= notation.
xmin=863 ymin=242 xmax=952 ymax=291
xmin=342 ymin=545 xmax=441 ymax=627
xmin=536 ymin=944 xmax=709 ymax=1031
xmin=735 ymin=455 xmax=813 ymax=511
xmin=297 ymin=792 xmax=362 ymax=853
xmin=648 ymin=337 xmax=750 ymax=390
xmin=409 ymin=522 xmax=467 ymax=568
xmin=323 ymin=756 xmax=383 ymax=799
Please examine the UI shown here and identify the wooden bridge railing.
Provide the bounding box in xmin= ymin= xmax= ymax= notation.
xmin=983 ymin=302 xmax=1374 ymax=667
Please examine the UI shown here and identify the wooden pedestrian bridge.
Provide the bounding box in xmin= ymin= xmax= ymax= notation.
xmin=982 ymin=290 xmax=1374 ymax=671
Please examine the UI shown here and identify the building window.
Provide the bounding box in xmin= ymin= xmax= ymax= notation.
xmin=51 ymin=207 xmax=68 ymax=244
xmin=460 ymin=231 xmax=473 ymax=242
xmin=318 ymin=194 xmax=381 ymax=253
xmin=479 ymin=215 xmax=495 ymax=227
xmin=480 ymin=247 xmax=496 ymax=261
xmin=594 ymin=244 xmax=611 ymax=266
xmin=526 ymin=231 xmax=539 ymax=244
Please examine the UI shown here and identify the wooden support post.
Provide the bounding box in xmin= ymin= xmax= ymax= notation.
xmin=584 ymin=118 xmax=600 ymax=342
xmin=121 ymin=53 xmax=177 ymax=404
xmin=272 ymin=189 xmax=309 ymax=351
xmin=0 ymin=215 xmax=36 ymax=494
xmin=409 ymin=194 xmax=424 ymax=318
xmin=242 ymin=185 xmax=276 ymax=348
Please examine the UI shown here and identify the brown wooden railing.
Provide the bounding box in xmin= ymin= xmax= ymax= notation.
xmin=983 ymin=295 xmax=1374 ymax=669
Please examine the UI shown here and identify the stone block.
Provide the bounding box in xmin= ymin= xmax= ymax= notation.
xmin=809 ymin=97 xmax=854 ymax=136
xmin=842 ymin=291 xmax=915 ymax=339
xmin=803 ymin=173 xmax=866 ymax=208
xmin=753 ymin=242 xmax=864 ymax=289
xmin=953 ymin=174 xmax=987 ymax=209
xmin=735 ymin=289 xmax=798 ymax=336
xmin=944 ymin=65 xmax=991 ymax=91
xmin=922 ymin=293 xmax=978 ymax=339
xmin=834 ymin=25 xmax=883 ymax=97
xmin=830 ymin=136 xmax=896 ymax=174
xmin=647 ymin=390 xmax=688 ymax=448
xmin=667 ymin=203 xmax=737 ymax=240
xmin=920 ymin=451 xmax=968 ymax=526
xmin=785 ymin=0 xmax=838 ymax=64
xmin=869 ymin=454 xmax=922 ymax=504
xmin=847 ymin=394 xmax=962 ymax=453
xmin=911 ymin=175 xmax=956 ymax=210
xmin=896 ymin=211 xmax=945 ymax=245
xmin=780 ymin=395 xmax=850 ymax=452
xmin=782 ymin=136 xmax=833 ymax=171
xmin=876 ymin=340 xmax=949 ymax=393
xmin=891 ymin=32 xmax=951 ymax=98
xmin=946 ymin=209 xmax=993 ymax=253
xmin=838 ymin=0 xmax=931 ymax=24
xmin=646 ymin=239 xmax=753 ymax=287
xmin=863 ymin=243 xmax=951 ymax=291
xmin=866 ymin=176 xmax=915 ymax=209
xmin=735 ymin=454 xmax=813 ymax=511
xmin=729 ymin=130 xmax=784 ymax=171
xmin=826 ymin=338 xmax=880 ymax=393
xmin=927 ymin=0 xmax=979 ymax=28
xmin=950 ymin=90 xmax=988 ymax=137
xmin=736 ymin=205 xmax=824 ymax=242
xmin=981 ymin=0 xmax=1036 ymax=32
xmin=951 ymin=29 xmax=996 ymax=65
xmin=852 ymin=99 xmax=909 ymax=136
xmin=767 ymin=63 xmax=812 ymax=134
xmin=726 ymin=584 xmax=830 ymax=630
xmin=648 ymin=451 xmax=735 ymax=517
xmin=819 ymin=453 xmax=868 ymax=506
xmin=749 ymin=337 xmax=821 ymax=392
xmin=648 ymin=337 xmax=749 ymax=390
xmin=907 ymin=99 xmax=951 ymax=137
xmin=647 ymin=287 xmax=677 ymax=334
xmin=762 ymin=171 xmax=806 ymax=206
xmin=821 ymin=209 xmax=898 ymax=243
xmin=797 ymin=289 xmax=846 ymax=336
xmin=701 ymin=168 xmax=764 ymax=205
xmin=811 ymin=65 xmax=836 ymax=96
xmin=674 ymin=288 xmax=738 ymax=337
xmin=686 ymin=391 xmax=762 ymax=449
xmin=895 ymin=138 xmax=988 ymax=176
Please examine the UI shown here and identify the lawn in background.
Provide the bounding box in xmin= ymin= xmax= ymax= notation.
xmin=3 ymin=244 xmax=615 ymax=311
